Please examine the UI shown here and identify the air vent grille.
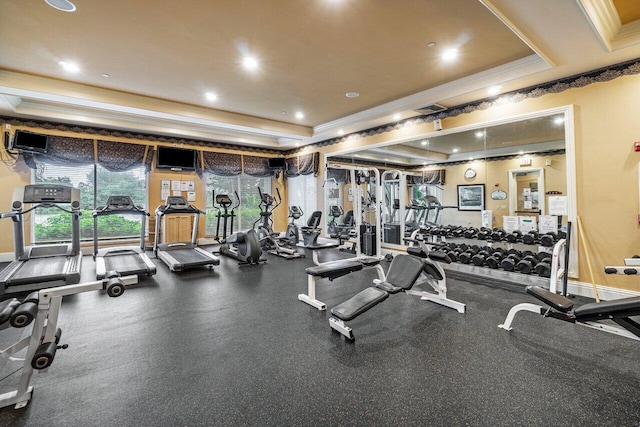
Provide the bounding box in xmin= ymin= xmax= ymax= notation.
xmin=414 ymin=103 xmax=447 ymax=115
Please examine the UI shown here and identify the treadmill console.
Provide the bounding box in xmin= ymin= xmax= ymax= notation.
xmin=166 ymin=196 xmax=189 ymax=209
xmin=13 ymin=184 xmax=81 ymax=210
xmin=106 ymin=196 xmax=135 ymax=210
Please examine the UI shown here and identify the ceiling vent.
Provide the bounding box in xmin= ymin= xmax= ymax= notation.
xmin=414 ymin=103 xmax=447 ymax=115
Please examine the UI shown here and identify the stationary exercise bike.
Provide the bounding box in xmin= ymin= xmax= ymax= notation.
xmin=284 ymin=206 xmax=303 ymax=246
xmin=213 ymin=191 xmax=264 ymax=265
xmin=254 ymin=187 xmax=304 ymax=259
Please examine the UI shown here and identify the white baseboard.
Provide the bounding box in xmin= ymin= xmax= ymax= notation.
xmin=567 ymin=280 xmax=640 ymax=300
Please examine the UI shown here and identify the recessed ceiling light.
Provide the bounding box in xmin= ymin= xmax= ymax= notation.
xmin=45 ymin=0 xmax=76 ymax=12
xmin=281 ymin=111 xmax=287 ymax=115
xmin=101 ymin=73 xmax=110 ymax=78
xmin=295 ymin=111 xmax=304 ymax=119
xmin=519 ymin=151 xmax=524 ymax=155
xmin=393 ymin=113 xmax=401 ymax=121
xmin=427 ymin=42 xmax=436 ymax=48
xmin=475 ymin=130 xmax=484 ymax=138
xmin=59 ymin=61 xmax=80 ymax=73
xmin=338 ymin=129 xmax=344 ymax=136
xmin=442 ymin=48 xmax=458 ymax=62
xmin=205 ymin=92 xmax=218 ymax=102
xmin=554 ymin=117 xmax=564 ymax=125
xmin=487 ymin=85 xmax=502 ymax=96
xmin=295 ymin=142 xmax=301 ymax=147
xmin=421 ymin=140 xmax=428 ymax=146
xmin=242 ymin=55 xmax=259 ymax=71
xmin=345 ymin=92 xmax=359 ymax=98
xmin=452 ymin=148 xmax=459 ymax=153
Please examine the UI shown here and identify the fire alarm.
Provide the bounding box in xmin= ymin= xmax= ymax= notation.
xmin=635 ymin=141 xmax=640 ymax=152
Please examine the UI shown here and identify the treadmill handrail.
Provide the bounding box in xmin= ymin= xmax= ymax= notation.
xmin=92 ymin=205 xmax=150 ymax=217
xmin=17 ymin=203 xmax=79 ymax=216
xmin=155 ymin=205 xmax=205 ymax=216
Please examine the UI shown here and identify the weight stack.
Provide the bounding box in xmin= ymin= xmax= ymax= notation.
xmin=361 ymin=225 xmax=377 ymax=256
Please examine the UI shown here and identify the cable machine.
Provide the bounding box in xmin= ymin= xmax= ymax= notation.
xmin=326 ymin=163 xmax=382 ymax=258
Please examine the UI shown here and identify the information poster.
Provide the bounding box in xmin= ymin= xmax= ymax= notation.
xmin=187 ymin=191 xmax=196 ymax=202
xmin=171 ymin=180 xmax=181 ymax=191
xmin=503 ymin=216 xmax=519 ymax=232
xmin=161 ymin=180 xmax=170 ymax=201
xmin=539 ymin=215 xmax=558 ymax=234
xmin=548 ymin=196 xmax=568 ymax=216
xmin=519 ymin=216 xmax=537 ymax=232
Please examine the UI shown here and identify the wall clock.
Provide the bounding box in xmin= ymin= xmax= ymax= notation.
xmin=464 ymin=168 xmax=476 ymax=179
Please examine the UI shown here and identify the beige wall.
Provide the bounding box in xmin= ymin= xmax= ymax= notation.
xmin=313 ymin=74 xmax=640 ymax=293
xmin=3 ymin=72 xmax=640 ymax=293
xmin=0 ymin=132 xmax=286 ymax=252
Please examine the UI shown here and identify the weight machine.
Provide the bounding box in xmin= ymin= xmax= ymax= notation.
xmin=0 ymin=273 xmax=137 ymax=409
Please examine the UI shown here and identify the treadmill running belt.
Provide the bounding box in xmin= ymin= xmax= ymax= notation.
xmin=104 ymin=254 xmax=149 ymax=274
xmin=11 ymin=257 xmax=68 ymax=283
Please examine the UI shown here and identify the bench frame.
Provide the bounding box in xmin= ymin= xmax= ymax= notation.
xmin=299 ymin=246 xmax=385 ymax=310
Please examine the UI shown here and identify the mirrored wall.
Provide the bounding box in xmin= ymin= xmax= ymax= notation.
xmin=325 ymin=106 xmax=577 ymax=276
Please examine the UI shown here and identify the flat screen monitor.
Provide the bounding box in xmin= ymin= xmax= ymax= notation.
xmin=11 ymin=130 xmax=49 ymax=153
xmin=268 ymin=157 xmax=287 ymax=170
xmin=156 ymin=146 xmax=196 ymax=171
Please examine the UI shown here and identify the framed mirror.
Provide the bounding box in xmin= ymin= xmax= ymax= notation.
xmin=325 ymin=105 xmax=577 ymax=276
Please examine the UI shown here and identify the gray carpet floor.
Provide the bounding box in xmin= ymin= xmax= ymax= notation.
xmin=1 ymin=247 xmax=639 ymax=426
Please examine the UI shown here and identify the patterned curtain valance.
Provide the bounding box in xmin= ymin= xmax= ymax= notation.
xmin=97 ymin=140 xmax=150 ymax=172
xmin=285 ymin=152 xmax=320 ymax=178
xmin=408 ymin=169 xmax=445 ymax=185
xmin=326 ymin=168 xmax=350 ymax=183
xmin=23 ymin=135 xmax=95 ymax=168
xmin=243 ymin=155 xmax=272 ymax=177
xmin=201 ymin=151 xmax=242 ymax=176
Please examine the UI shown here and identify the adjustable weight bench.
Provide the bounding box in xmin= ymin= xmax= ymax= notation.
xmin=329 ymin=251 xmax=466 ymax=341
xmin=299 ymin=253 xmax=385 ymax=310
xmin=499 ymin=285 xmax=640 ymax=341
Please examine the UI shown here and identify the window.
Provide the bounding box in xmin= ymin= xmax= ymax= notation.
xmin=287 ymin=174 xmax=317 ymax=227
xmin=32 ymin=162 xmax=148 ymax=243
xmin=204 ymin=174 xmax=271 ymax=236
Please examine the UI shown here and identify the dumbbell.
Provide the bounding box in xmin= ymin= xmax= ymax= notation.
xmin=506 ymin=230 xmax=522 ymax=243
xmin=500 ymin=250 xmax=522 ymax=271
xmin=458 ymin=245 xmax=481 ymax=264
xmin=522 ymin=231 xmax=540 ymax=245
xmin=516 ymin=253 xmax=541 ymax=274
xmin=534 ymin=253 xmax=553 ymax=278
xmin=490 ymin=228 xmax=507 ymax=242
xmin=476 ymin=228 xmax=491 ymax=240
xmin=471 ymin=248 xmax=493 ymax=266
xmin=485 ymin=248 xmax=508 ymax=269
xmin=463 ymin=227 xmax=479 ymax=238
xmin=540 ymin=232 xmax=561 ymax=247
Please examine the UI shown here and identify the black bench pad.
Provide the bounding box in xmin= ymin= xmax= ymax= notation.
xmin=407 ymin=246 xmax=427 ymax=258
xmin=526 ymin=286 xmax=574 ymax=312
xmin=428 ymin=251 xmax=451 ymax=264
xmin=575 ymin=296 xmax=640 ymax=320
xmin=331 ymin=287 xmax=389 ymax=321
xmin=0 ymin=298 xmax=20 ymax=326
xmin=305 ymin=260 xmax=364 ymax=279
xmin=422 ymin=263 xmax=444 ymax=281
xmin=306 ymin=242 xmax=340 ymax=250
xmin=357 ymin=256 xmax=381 ymax=267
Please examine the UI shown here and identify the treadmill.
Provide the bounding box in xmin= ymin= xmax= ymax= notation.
xmin=0 ymin=184 xmax=83 ymax=296
xmin=92 ymin=195 xmax=157 ymax=280
xmin=153 ymin=196 xmax=220 ymax=272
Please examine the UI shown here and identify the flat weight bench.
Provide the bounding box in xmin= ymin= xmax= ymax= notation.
xmin=499 ymin=285 xmax=640 ymax=341
xmin=299 ymin=253 xmax=385 ymax=310
xmin=329 ymin=252 xmax=466 ymax=341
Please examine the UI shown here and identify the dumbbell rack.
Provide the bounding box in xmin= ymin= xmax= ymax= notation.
xmin=414 ymin=228 xmax=567 ymax=292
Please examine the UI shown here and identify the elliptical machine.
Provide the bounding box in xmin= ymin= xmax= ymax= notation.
xmin=213 ymin=191 xmax=264 ymax=265
xmin=254 ymin=187 xmax=303 ymax=259
xmin=284 ymin=206 xmax=303 ymax=246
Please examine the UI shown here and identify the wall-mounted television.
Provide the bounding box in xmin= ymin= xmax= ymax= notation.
xmin=268 ymin=157 xmax=287 ymax=170
xmin=156 ymin=146 xmax=196 ymax=171
xmin=11 ymin=130 xmax=49 ymax=153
